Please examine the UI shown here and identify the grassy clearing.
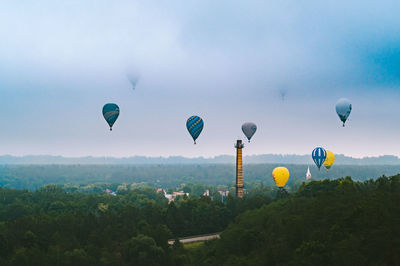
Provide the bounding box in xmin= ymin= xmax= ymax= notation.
xmin=184 ymin=241 xmax=204 ymax=250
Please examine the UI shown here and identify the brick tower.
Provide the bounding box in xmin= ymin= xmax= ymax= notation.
xmin=235 ymin=139 xmax=244 ymax=198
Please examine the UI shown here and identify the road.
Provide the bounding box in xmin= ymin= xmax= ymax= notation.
xmin=168 ymin=233 xmax=220 ymax=245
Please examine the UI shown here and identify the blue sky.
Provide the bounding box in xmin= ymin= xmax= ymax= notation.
xmin=0 ymin=0 xmax=400 ymax=157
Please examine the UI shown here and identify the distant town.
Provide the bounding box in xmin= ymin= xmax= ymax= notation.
xmin=106 ymin=187 xmax=230 ymax=203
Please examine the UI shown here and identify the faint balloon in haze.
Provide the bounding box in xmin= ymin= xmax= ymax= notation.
xmin=127 ymin=73 xmax=139 ymax=90
xmin=278 ymin=88 xmax=287 ymax=102
xmin=335 ymin=98 xmax=352 ymax=127
xmin=102 ymin=103 xmax=120 ymax=131
xmin=241 ymin=122 xmax=257 ymax=142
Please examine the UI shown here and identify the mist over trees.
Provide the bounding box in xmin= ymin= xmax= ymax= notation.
xmin=1 ymin=154 xmax=400 ymax=165
xmin=0 ymin=163 xmax=400 ymax=191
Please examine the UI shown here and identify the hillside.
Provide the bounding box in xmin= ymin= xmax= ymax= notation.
xmin=189 ymin=176 xmax=400 ymax=265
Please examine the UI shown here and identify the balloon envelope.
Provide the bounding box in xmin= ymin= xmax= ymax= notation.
xmin=272 ymin=167 xmax=290 ymax=187
xmin=186 ymin=116 xmax=204 ymax=144
xmin=279 ymin=88 xmax=287 ymax=102
xmin=102 ymin=103 xmax=120 ymax=131
xmin=241 ymin=122 xmax=257 ymax=142
xmin=128 ymin=75 xmax=138 ymax=90
xmin=312 ymin=147 xmax=326 ymax=170
xmin=335 ymin=98 xmax=352 ymax=126
xmin=323 ymin=150 xmax=335 ymax=170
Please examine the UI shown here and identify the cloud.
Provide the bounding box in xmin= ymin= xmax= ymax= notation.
xmin=1 ymin=0 xmax=399 ymax=93
xmin=0 ymin=0 xmax=399 ymax=157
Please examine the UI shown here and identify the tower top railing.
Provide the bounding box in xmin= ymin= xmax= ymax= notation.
xmin=235 ymin=139 xmax=244 ymax=149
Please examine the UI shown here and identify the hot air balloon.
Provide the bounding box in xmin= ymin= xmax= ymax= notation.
xmin=272 ymin=167 xmax=290 ymax=188
xmin=312 ymin=147 xmax=326 ymax=170
xmin=126 ymin=66 xmax=140 ymax=90
xmin=323 ymin=150 xmax=335 ymax=171
xmin=241 ymin=122 xmax=257 ymax=142
xmin=336 ymin=98 xmax=352 ymax=127
xmin=279 ymin=88 xmax=287 ymax=102
xmin=102 ymin=103 xmax=120 ymax=131
xmin=186 ymin=116 xmax=204 ymax=144
xmin=127 ymin=74 xmax=139 ymax=90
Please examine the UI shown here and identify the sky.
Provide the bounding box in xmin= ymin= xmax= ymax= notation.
xmin=1 ymin=0 xmax=400 ymax=158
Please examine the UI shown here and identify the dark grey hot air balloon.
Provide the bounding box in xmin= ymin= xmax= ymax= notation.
xmin=241 ymin=122 xmax=257 ymax=142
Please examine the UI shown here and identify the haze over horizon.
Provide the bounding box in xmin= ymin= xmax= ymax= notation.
xmin=1 ymin=1 xmax=400 ymax=158
xmin=0 ymin=152 xmax=399 ymax=160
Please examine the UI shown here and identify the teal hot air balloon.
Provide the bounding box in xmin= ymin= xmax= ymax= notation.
xmin=186 ymin=116 xmax=204 ymax=144
xmin=102 ymin=103 xmax=120 ymax=131
xmin=335 ymin=98 xmax=352 ymax=127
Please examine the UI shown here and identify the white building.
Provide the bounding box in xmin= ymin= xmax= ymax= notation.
xmin=306 ymin=166 xmax=312 ymax=180
xmin=217 ymin=189 xmax=229 ymax=197
xmin=163 ymin=190 xmax=189 ymax=203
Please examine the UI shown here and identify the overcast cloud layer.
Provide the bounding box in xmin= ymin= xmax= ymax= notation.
xmin=1 ymin=0 xmax=400 ymax=158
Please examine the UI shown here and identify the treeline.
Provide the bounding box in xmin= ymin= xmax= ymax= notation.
xmin=2 ymin=164 xmax=400 ymax=190
xmin=189 ymin=175 xmax=400 ymax=265
xmin=0 ymin=184 xmax=272 ymax=265
xmin=0 ymin=176 xmax=398 ymax=265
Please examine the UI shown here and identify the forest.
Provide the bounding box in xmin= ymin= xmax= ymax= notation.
xmin=0 ymin=175 xmax=397 ymax=265
xmin=1 ymin=163 xmax=400 ymax=190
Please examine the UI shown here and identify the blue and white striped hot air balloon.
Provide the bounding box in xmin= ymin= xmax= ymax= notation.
xmin=186 ymin=115 xmax=204 ymax=144
xmin=102 ymin=103 xmax=120 ymax=131
xmin=312 ymin=147 xmax=327 ymax=170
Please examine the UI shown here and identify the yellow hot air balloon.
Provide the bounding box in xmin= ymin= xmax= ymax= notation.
xmin=272 ymin=167 xmax=290 ymax=188
xmin=323 ymin=150 xmax=335 ymax=170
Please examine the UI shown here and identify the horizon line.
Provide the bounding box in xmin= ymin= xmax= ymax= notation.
xmin=0 ymin=153 xmax=399 ymax=160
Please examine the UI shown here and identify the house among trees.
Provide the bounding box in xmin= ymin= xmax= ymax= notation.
xmin=105 ymin=189 xmax=117 ymax=196
xmin=158 ymin=188 xmax=189 ymax=203
xmin=217 ymin=189 xmax=229 ymax=197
